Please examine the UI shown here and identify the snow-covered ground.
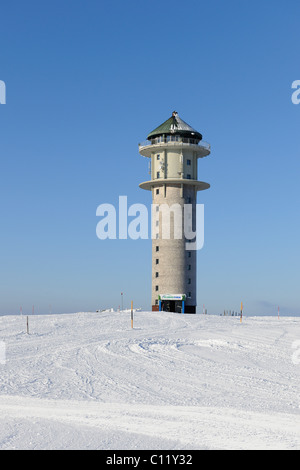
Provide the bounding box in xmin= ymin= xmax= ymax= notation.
xmin=0 ymin=311 xmax=299 ymax=450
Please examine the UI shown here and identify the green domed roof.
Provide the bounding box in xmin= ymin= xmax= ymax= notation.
xmin=147 ymin=111 xmax=202 ymax=141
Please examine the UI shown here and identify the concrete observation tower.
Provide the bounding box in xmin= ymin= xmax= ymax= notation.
xmin=139 ymin=112 xmax=210 ymax=314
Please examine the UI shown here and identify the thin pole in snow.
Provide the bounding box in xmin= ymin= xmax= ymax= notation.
xmin=240 ymin=302 xmax=243 ymax=323
xmin=131 ymin=301 xmax=133 ymax=329
xmin=26 ymin=316 xmax=29 ymax=335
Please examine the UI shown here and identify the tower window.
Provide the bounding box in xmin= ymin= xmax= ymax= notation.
xmin=155 ymin=272 xmax=159 ymax=278
xmin=188 ymin=278 xmax=191 ymax=285
xmin=157 ymin=171 xmax=160 ymax=179
xmin=187 ymin=159 xmax=191 ymax=166
xmin=156 ymin=246 xmax=159 ymax=252
xmin=155 ymin=285 xmax=159 ymax=291
xmin=187 ymin=174 xmax=191 ymax=179
xmin=156 ymin=189 xmax=159 ymax=195
xmin=187 ymin=196 xmax=192 ymax=204
xmin=188 ymin=292 xmax=192 ymax=298
xmin=155 ymin=299 xmax=159 ymax=305
xmin=157 ymin=154 xmax=160 ymax=160
xmin=188 ymin=264 xmax=191 ymax=271
xmin=156 ymin=259 xmax=159 ymax=265
xmin=188 ymin=251 xmax=191 ymax=258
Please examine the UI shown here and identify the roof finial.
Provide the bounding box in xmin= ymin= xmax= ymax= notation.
xmin=172 ymin=111 xmax=178 ymax=117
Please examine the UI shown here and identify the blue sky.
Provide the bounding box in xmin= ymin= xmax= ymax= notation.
xmin=0 ymin=0 xmax=299 ymax=315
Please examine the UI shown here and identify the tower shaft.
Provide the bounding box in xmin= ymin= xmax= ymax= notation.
xmin=151 ymin=184 xmax=197 ymax=313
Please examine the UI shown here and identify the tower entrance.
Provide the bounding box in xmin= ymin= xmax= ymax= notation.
xmin=159 ymin=294 xmax=186 ymax=314
xmin=161 ymin=300 xmax=182 ymax=313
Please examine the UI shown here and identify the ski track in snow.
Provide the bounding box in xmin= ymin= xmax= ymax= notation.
xmin=0 ymin=311 xmax=299 ymax=450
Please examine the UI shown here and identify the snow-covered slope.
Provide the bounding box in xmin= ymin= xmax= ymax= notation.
xmin=0 ymin=311 xmax=299 ymax=450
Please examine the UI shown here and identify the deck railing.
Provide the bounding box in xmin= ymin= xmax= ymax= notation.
xmin=139 ymin=137 xmax=210 ymax=152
